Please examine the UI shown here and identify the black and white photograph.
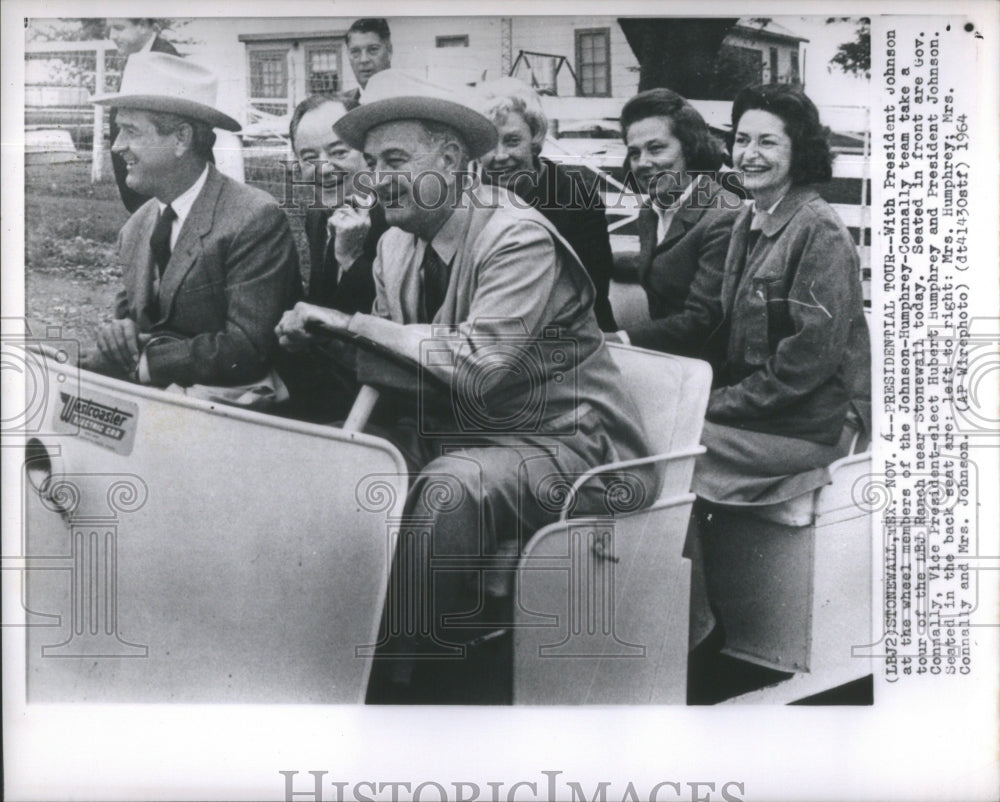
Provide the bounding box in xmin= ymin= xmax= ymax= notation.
xmin=2 ymin=2 xmax=997 ymax=800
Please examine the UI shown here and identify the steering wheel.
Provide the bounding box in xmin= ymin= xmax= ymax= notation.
xmin=303 ymin=319 xmax=451 ymax=434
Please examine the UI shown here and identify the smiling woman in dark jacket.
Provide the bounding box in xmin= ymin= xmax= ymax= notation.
xmin=690 ymin=83 xmax=871 ymax=505
xmin=617 ymin=88 xmax=742 ymax=362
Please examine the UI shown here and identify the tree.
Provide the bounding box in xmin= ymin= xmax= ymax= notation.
xmin=618 ymin=18 xmax=741 ymax=99
xmin=828 ymin=17 xmax=870 ymax=79
xmin=27 ymin=18 xmax=107 ymax=43
xmin=27 ymin=18 xmax=191 ymax=45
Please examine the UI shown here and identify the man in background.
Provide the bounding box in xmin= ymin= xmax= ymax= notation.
xmin=344 ymin=18 xmax=392 ymax=104
xmin=107 ymin=18 xmax=179 ymax=212
xmin=282 ymin=93 xmax=387 ymax=419
xmin=289 ymin=93 xmax=384 ymax=314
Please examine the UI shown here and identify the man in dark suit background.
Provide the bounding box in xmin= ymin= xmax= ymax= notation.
xmin=107 ymin=19 xmax=179 ymax=213
xmin=281 ymin=93 xmax=387 ymax=419
xmin=289 ymin=93 xmax=385 ymax=314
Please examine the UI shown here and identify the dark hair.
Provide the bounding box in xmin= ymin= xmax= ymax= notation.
xmin=620 ymin=88 xmax=726 ymax=172
xmin=288 ymin=94 xmax=351 ymax=145
xmin=147 ymin=111 xmax=216 ymax=161
xmin=346 ymin=18 xmax=391 ymax=44
xmin=731 ymin=84 xmax=834 ymax=184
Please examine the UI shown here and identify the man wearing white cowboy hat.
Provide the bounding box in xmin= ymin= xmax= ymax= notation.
xmin=106 ymin=18 xmax=179 ymax=213
xmin=82 ymin=52 xmax=301 ymax=392
xmin=275 ymin=70 xmax=655 ymax=703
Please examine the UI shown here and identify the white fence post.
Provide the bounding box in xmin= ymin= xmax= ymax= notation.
xmin=25 ymin=39 xmax=115 ymax=183
xmin=91 ymin=43 xmax=105 ymax=183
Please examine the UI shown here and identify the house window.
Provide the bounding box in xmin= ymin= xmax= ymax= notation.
xmin=769 ymin=47 xmax=779 ymax=83
xmin=242 ymin=34 xmax=346 ymax=117
xmin=436 ymin=35 xmax=469 ymax=48
xmin=306 ymin=45 xmax=340 ymax=93
xmin=247 ymin=47 xmax=290 ymax=116
xmin=249 ymin=48 xmax=288 ymax=100
xmin=575 ymin=28 xmax=610 ymax=97
xmin=789 ymin=50 xmax=800 ymax=83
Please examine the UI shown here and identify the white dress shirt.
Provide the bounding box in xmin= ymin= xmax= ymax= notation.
xmin=140 ymin=165 xmax=210 ymax=383
xmin=156 ymin=164 xmax=210 ymax=250
xmin=652 ymin=177 xmax=699 ymax=244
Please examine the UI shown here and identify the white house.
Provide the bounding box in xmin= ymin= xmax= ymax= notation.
xmin=170 ymin=16 xmax=807 ymax=127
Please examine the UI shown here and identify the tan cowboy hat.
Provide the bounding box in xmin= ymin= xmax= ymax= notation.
xmin=334 ymin=69 xmax=497 ymax=157
xmin=92 ymin=52 xmax=240 ymax=132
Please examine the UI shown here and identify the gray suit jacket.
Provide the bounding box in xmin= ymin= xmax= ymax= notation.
xmin=114 ymin=165 xmax=302 ymax=386
xmin=347 ymin=184 xmax=653 ymax=470
xmin=625 ymin=177 xmax=741 ymax=364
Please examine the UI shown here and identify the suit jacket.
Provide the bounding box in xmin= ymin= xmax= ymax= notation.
xmin=113 ymin=165 xmax=302 ymax=387
xmin=347 ymin=184 xmax=653 ymax=473
xmin=708 ymin=185 xmax=871 ymax=445
xmin=625 ymin=176 xmax=741 ymax=364
xmin=343 ymin=87 xmax=362 ymax=108
xmin=110 ymin=36 xmax=179 ymax=213
xmin=501 ymin=157 xmax=618 ymax=331
xmin=304 ymin=202 xmax=386 ymax=314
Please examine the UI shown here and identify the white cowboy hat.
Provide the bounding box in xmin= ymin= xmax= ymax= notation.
xmin=334 ymin=69 xmax=497 ymax=157
xmin=92 ymin=52 xmax=240 ymax=132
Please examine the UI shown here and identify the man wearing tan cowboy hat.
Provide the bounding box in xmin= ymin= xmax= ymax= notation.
xmin=106 ymin=18 xmax=179 ymax=212
xmin=275 ymin=70 xmax=655 ymax=703
xmin=82 ymin=52 xmax=301 ymax=392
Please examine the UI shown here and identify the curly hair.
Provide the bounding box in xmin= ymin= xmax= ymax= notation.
xmin=730 ymin=84 xmax=834 ymax=184
xmin=620 ymin=88 xmax=727 ymax=172
xmin=477 ymin=78 xmax=548 ymax=157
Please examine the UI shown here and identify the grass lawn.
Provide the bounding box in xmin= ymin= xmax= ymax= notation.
xmin=24 ymin=158 xmax=128 ymax=345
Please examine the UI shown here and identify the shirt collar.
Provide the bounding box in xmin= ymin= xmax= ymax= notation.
xmin=157 ymin=164 xmax=210 ymax=227
xmin=649 ymin=175 xmax=701 ymax=241
xmin=649 ymin=174 xmax=699 ymax=216
xmin=139 ymin=33 xmax=158 ymax=53
xmin=426 ymin=207 xmax=465 ymax=265
xmin=750 ymin=188 xmax=790 ymax=230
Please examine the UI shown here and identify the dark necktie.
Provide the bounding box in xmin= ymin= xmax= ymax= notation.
xmin=150 ymin=204 xmax=177 ymax=277
xmin=419 ymin=244 xmax=449 ymax=323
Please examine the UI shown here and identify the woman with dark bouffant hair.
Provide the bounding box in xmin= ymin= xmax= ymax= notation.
xmin=615 ymin=88 xmax=742 ymax=363
xmin=692 ymin=82 xmax=871 ymax=506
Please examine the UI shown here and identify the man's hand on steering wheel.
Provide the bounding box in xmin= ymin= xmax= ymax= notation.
xmin=276 ymin=302 xmax=352 ymax=352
